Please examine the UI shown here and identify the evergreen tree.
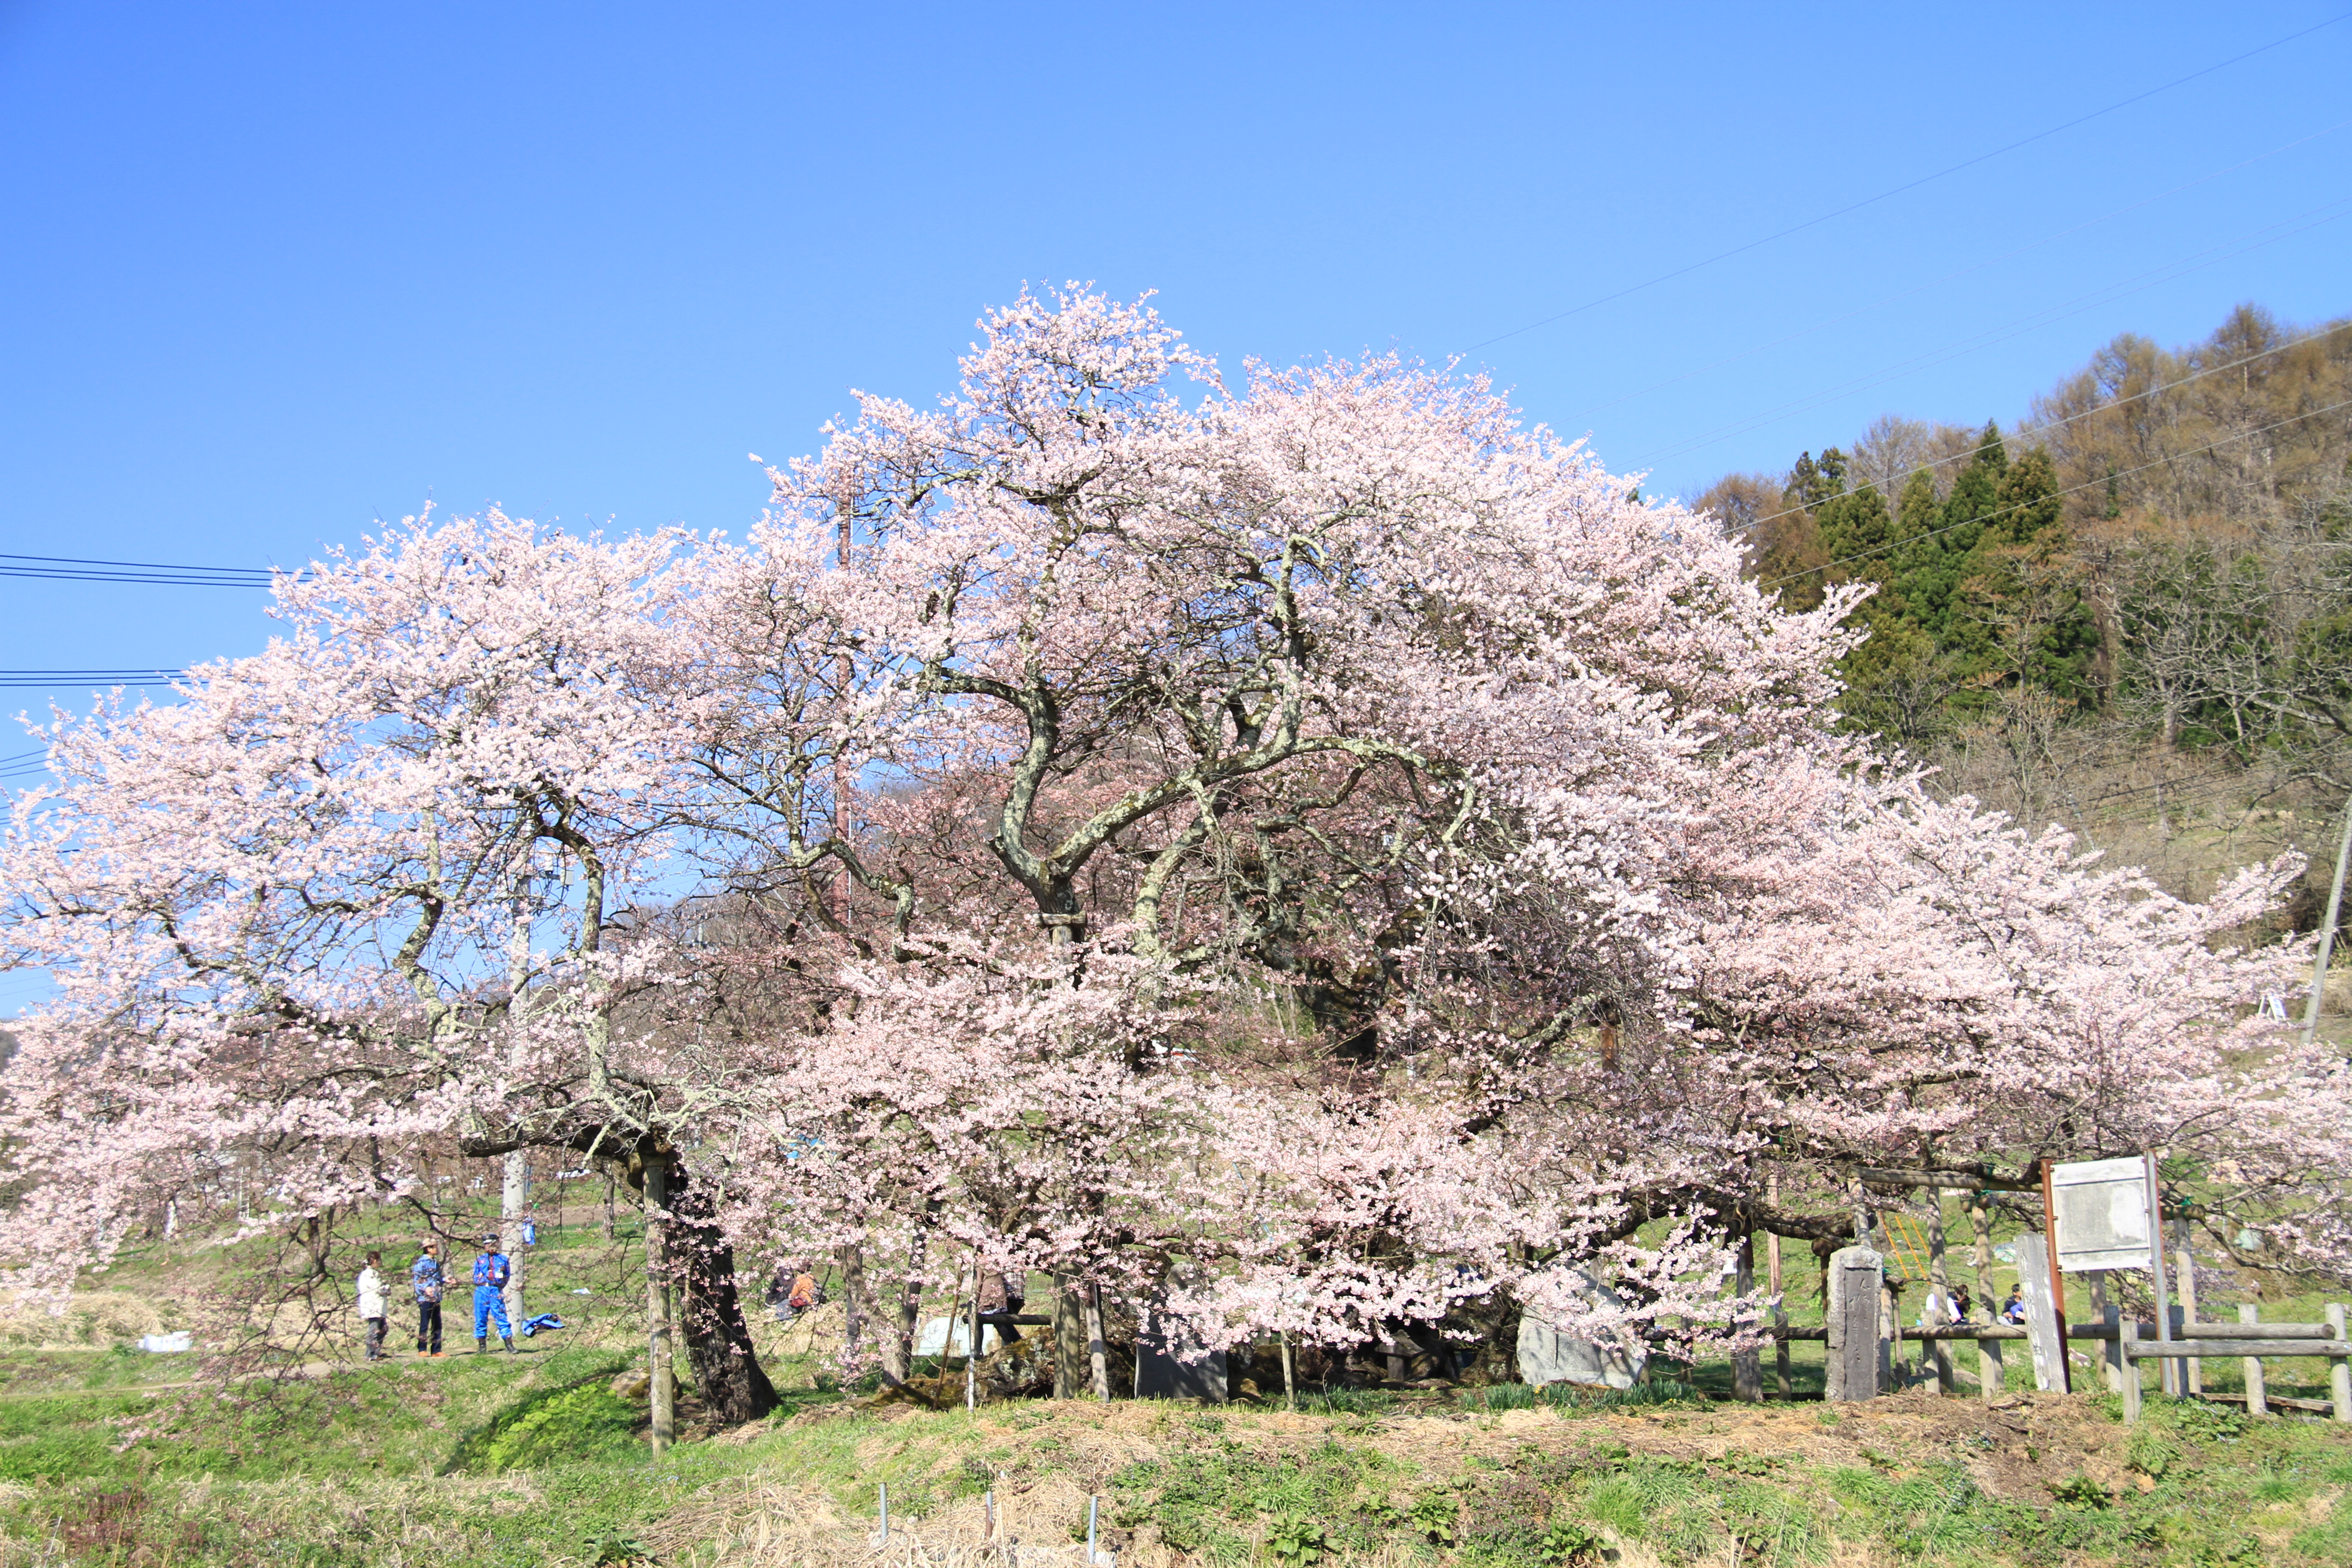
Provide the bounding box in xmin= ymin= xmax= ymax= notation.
xmin=1782 ymin=447 xmax=1850 ymax=512
xmin=1815 ymin=483 xmax=1893 ymax=578
xmin=1881 ymin=426 xmax=1999 ymax=638
xmin=1952 ymin=444 xmax=2099 ymax=707
xmin=1989 ymin=446 xmax=2063 ymax=551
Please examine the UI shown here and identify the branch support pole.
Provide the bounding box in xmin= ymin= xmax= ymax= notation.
xmin=646 ymin=1156 xmax=675 ymax=1455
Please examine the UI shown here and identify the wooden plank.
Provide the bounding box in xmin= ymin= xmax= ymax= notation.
xmin=2206 ymin=1389 xmax=2333 ymax=1415
xmin=2177 ymin=1322 xmax=2335 ymax=1339
xmin=2122 ymin=1338 xmax=2349 ymax=1358
xmin=1857 ymin=1166 xmax=2041 ymax=1194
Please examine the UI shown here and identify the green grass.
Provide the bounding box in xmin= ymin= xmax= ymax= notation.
xmin=8 ymin=1203 xmax=2352 ymax=1565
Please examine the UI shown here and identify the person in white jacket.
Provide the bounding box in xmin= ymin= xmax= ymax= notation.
xmin=357 ymin=1250 xmax=388 ymax=1362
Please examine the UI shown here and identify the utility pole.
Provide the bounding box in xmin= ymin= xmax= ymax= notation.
xmin=2302 ymin=790 xmax=2352 ymax=1045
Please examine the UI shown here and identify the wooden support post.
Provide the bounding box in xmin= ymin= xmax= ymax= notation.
xmin=2330 ymin=1304 xmax=2351 ymax=1423
xmin=1767 ymin=1187 xmax=1790 ymax=1399
xmin=2177 ymin=1226 xmax=2201 ymax=1397
xmin=2119 ymin=1316 xmax=2141 ymax=1423
xmin=2240 ymin=1304 xmax=2269 ymax=1417
xmin=2101 ymin=1303 xmax=2125 ymax=1395
xmin=2088 ymin=1274 xmax=2121 ymax=1393
xmin=645 ymin=1157 xmax=675 ymax=1457
xmin=1970 ymin=1196 xmax=2002 ymax=1401
xmin=1927 ymin=1205 xmax=1955 ymax=1396
xmin=1733 ymin=1226 xmax=1762 ymax=1401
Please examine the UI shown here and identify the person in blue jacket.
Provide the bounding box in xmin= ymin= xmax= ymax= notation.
xmin=411 ymin=1239 xmax=446 ymax=1357
xmin=471 ymin=1233 xmax=517 ymax=1354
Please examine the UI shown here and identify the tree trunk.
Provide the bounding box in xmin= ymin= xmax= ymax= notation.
xmin=840 ymin=1242 xmax=868 ymax=1371
xmin=668 ymin=1170 xmax=780 ymax=1426
xmin=880 ymin=1227 xmax=927 ymax=1383
xmin=501 ymin=1148 xmax=530 ymax=1328
xmin=1085 ymin=1281 xmax=1110 ymax=1400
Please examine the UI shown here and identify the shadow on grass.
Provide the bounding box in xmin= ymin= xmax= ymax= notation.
xmin=443 ymin=1350 xmax=637 ymax=1475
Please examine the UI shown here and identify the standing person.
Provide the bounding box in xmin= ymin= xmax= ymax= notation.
xmin=411 ymin=1240 xmax=446 ymax=1357
xmin=357 ymin=1250 xmax=389 ymax=1362
xmin=472 ymin=1232 xmax=517 ymax=1354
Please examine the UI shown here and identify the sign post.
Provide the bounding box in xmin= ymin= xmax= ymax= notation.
xmin=2048 ymin=1153 xmax=2180 ymax=1399
xmin=2140 ymin=1154 xmax=2176 ymax=1393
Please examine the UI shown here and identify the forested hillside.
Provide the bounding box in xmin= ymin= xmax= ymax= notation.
xmin=1697 ymin=304 xmax=2352 ymax=925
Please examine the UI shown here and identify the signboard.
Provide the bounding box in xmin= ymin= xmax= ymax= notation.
xmin=2051 ymin=1156 xmax=2154 ymax=1272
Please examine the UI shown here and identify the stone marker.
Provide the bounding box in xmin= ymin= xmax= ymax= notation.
xmin=1824 ymin=1246 xmax=1884 ymax=1401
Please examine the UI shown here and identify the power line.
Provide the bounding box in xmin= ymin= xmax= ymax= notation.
xmin=1706 ymin=322 xmax=2352 ymax=540
xmin=1633 ymin=193 xmax=2352 ymax=472
xmin=1763 ymin=396 xmax=2352 ymax=588
xmin=1568 ymin=116 xmax=2352 ymax=427
xmin=0 ymin=551 xmax=300 ymax=588
xmin=0 ymin=671 xmax=183 ymax=690
xmin=1463 ymin=11 xmax=2352 ymax=354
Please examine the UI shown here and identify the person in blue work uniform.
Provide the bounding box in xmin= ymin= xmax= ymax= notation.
xmin=471 ymin=1233 xmax=518 ymax=1355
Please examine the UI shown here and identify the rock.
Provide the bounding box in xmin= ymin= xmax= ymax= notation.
xmin=610 ymin=1367 xmax=652 ymax=1401
xmin=1516 ymin=1316 xmax=1645 ymax=1390
xmin=976 ymin=1332 xmax=1055 ymax=1399
xmin=1516 ymin=1271 xmax=1647 ymax=1391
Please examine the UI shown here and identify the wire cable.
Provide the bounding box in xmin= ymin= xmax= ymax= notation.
xmin=1632 ymin=193 xmax=2352 ymax=472
xmin=0 ymin=671 xmax=183 ymax=690
xmin=1567 ymin=117 xmax=2352 ymax=426
xmin=1462 ymin=10 xmax=2352 ymax=354
xmin=0 ymin=551 xmax=303 ymax=588
xmin=1716 ymin=326 xmax=2352 ymax=542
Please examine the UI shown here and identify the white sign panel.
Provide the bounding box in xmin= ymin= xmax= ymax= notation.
xmin=2051 ymin=1156 xmax=2152 ymax=1272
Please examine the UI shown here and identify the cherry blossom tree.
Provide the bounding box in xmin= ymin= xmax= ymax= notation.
xmin=5 ymin=286 xmax=2342 ymax=1421
xmin=0 ymin=513 xmax=783 ymax=1422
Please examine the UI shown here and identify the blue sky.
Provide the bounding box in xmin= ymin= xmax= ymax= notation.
xmin=0 ymin=2 xmax=2346 ymax=744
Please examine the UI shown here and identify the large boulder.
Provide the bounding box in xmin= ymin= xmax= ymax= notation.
xmin=1514 ymin=1271 xmax=1647 ymax=1390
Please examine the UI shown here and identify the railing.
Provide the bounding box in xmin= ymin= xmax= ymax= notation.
xmin=1770 ymin=1303 xmax=2352 ymax=1423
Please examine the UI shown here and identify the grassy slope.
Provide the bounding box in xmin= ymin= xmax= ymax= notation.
xmin=5 ymin=1200 xmax=2350 ymax=1564
xmin=5 ymin=1377 xmax=2349 ymax=1566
